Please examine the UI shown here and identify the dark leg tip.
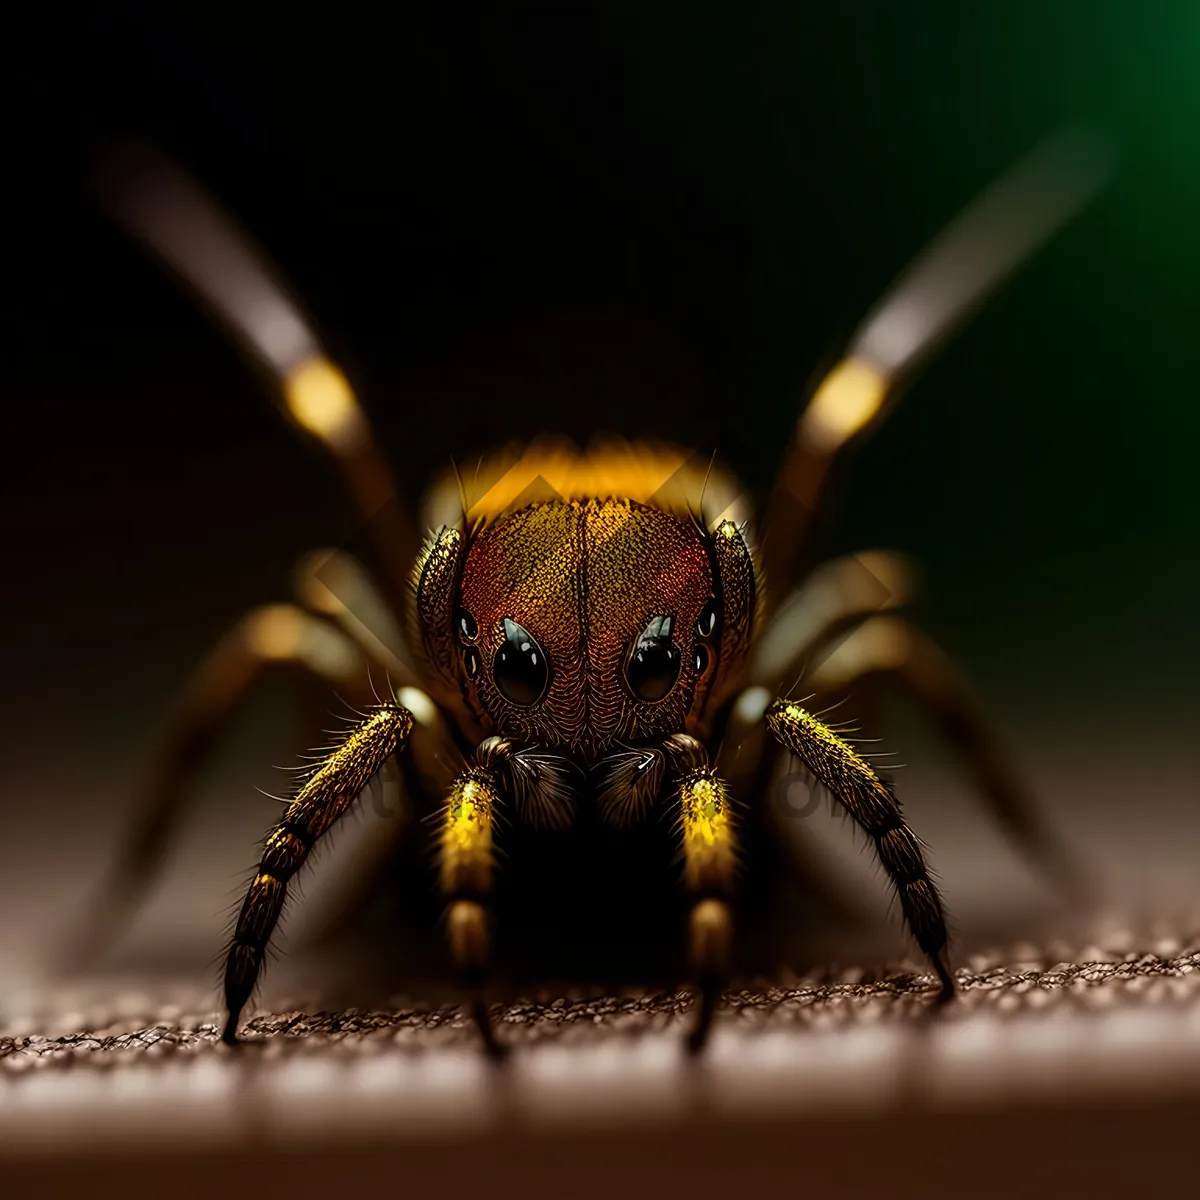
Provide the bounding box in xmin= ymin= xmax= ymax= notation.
xmin=471 ymin=999 xmax=508 ymax=1061
xmin=481 ymin=1034 xmax=509 ymax=1062
xmin=221 ymin=1016 xmax=241 ymax=1046
xmin=932 ymin=949 xmax=957 ymax=1005
xmin=685 ymin=984 xmax=720 ymax=1056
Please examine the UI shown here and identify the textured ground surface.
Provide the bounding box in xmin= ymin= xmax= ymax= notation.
xmin=3 ymin=933 xmax=1198 ymax=1198
xmin=4 ymin=943 xmax=1199 ymax=1063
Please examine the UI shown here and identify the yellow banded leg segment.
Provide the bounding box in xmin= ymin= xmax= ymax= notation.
xmin=222 ymin=703 xmax=413 ymax=1043
xmin=765 ymin=697 xmax=955 ymax=1000
xmin=677 ymin=768 xmax=738 ymax=1052
xmin=439 ymin=770 xmax=497 ymax=898
xmin=438 ymin=769 xmax=504 ymax=1055
xmin=807 ymin=614 xmax=1080 ymax=897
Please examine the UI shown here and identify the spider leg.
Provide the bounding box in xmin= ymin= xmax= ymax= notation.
xmin=292 ymin=548 xmax=419 ymax=686
xmin=721 ymin=714 xmax=877 ymax=928
xmin=437 ymin=751 xmax=508 ymax=1058
xmin=720 ymin=545 xmax=910 ymax=923
xmin=95 ymin=141 xmax=422 ymax=614
xmin=223 ymin=702 xmax=413 ymax=1043
xmin=806 ymin=614 xmax=1082 ymax=896
xmin=764 ymin=698 xmax=956 ymax=1002
xmin=744 ymin=547 xmax=1078 ymax=896
xmin=297 ymin=703 xmax=452 ymax=947
xmin=62 ymin=603 xmax=369 ymax=970
xmin=758 ymin=132 xmax=1110 ymax=616
xmin=666 ymin=736 xmax=738 ymax=1054
xmin=749 ymin=549 xmax=914 ymax=687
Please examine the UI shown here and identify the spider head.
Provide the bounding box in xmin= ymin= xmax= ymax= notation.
xmin=414 ymin=498 xmax=755 ymax=759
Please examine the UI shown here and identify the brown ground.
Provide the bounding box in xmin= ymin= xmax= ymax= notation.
xmin=3 ymin=936 xmax=1197 ymax=1199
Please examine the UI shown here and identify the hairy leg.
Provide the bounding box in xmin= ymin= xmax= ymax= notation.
xmin=667 ymin=735 xmax=739 ymax=1053
xmin=719 ymin=691 xmax=878 ymax=928
xmin=223 ymin=702 xmax=413 ymax=1042
xmin=437 ymin=754 xmax=505 ymax=1058
xmin=765 ymin=699 xmax=955 ymax=1000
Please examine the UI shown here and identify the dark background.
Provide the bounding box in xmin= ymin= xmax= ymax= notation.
xmin=2 ymin=2 xmax=1197 ymax=977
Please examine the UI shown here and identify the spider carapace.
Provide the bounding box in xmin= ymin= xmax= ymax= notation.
xmin=82 ymin=133 xmax=1108 ymax=1054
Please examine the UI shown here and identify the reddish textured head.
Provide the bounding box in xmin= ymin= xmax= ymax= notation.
xmin=412 ymin=444 xmax=757 ymax=758
xmin=459 ymin=498 xmax=714 ymax=750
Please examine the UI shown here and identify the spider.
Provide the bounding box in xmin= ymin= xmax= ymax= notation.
xmin=74 ymin=131 xmax=1108 ymax=1054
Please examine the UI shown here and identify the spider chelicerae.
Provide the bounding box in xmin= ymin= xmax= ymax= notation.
xmin=74 ymin=131 xmax=1107 ymax=1053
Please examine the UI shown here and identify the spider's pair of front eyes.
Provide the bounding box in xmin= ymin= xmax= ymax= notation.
xmin=457 ymin=601 xmax=718 ymax=706
xmin=458 ymin=612 xmax=546 ymax=706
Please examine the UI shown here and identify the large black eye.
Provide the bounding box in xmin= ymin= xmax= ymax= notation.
xmin=626 ymin=614 xmax=681 ymax=703
xmin=493 ymin=618 xmax=549 ymax=706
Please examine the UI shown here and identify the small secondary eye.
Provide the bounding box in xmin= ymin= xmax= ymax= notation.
xmin=458 ymin=610 xmax=478 ymax=642
xmin=696 ymin=599 xmax=717 ymax=639
xmin=493 ymin=618 xmax=549 ymax=706
xmin=627 ymin=614 xmax=681 ymax=703
xmin=693 ymin=644 xmax=709 ymax=675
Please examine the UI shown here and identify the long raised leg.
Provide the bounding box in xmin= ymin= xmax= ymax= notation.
xmin=666 ymin=735 xmax=739 ymax=1053
xmin=765 ymin=698 xmax=955 ymax=1000
xmin=95 ymin=141 xmax=422 ymax=614
xmin=223 ymin=702 xmax=413 ymax=1042
xmin=758 ymin=132 xmax=1111 ymax=616
xmin=806 ymin=614 xmax=1080 ymax=893
xmin=63 ymin=604 xmax=369 ymax=969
